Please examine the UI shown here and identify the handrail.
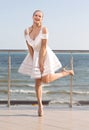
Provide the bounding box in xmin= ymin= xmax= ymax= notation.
xmin=7 ymin=52 xmax=11 ymax=107
xmin=70 ymin=55 xmax=73 ymax=107
xmin=0 ymin=49 xmax=89 ymax=53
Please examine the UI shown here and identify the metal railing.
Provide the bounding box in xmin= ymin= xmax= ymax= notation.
xmin=0 ymin=49 xmax=89 ymax=107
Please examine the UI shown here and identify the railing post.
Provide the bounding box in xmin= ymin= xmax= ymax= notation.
xmin=7 ymin=52 xmax=11 ymax=107
xmin=69 ymin=54 xmax=73 ymax=107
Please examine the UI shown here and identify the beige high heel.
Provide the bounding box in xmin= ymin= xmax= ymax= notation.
xmin=38 ymin=106 xmax=43 ymax=117
xmin=62 ymin=67 xmax=74 ymax=76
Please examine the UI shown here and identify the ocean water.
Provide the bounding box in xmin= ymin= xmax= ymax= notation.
xmin=0 ymin=51 xmax=89 ymax=106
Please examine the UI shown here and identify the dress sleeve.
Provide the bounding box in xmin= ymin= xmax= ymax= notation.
xmin=41 ymin=33 xmax=48 ymax=39
xmin=25 ymin=35 xmax=30 ymax=41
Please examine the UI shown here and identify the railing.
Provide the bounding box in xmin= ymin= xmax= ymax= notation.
xmin=0 ymin=50 xmax=28 ymax=107
xmin=0 ymin=49 xmax=89 ymax=108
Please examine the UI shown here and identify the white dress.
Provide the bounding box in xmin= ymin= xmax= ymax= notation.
xmin=18 ymin=28 xmax=62 ymax=78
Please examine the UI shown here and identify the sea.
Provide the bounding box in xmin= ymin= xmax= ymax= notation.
xmin=0 ymin=51 xmax=89 ymax=107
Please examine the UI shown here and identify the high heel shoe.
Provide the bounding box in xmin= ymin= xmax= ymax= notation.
xmin=62 ymin=66 xmax=74 ymax=76
xmin=38 ymin=106 xmax=43 ymax=117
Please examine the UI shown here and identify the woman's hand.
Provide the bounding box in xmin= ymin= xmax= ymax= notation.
xmin=39 ymin=61 xmax=44 ymax=74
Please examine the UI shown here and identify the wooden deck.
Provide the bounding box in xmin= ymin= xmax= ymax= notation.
xmin=0 ymin=106 xmax=89 ymax=130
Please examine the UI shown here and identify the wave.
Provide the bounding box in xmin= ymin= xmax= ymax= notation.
xmin=73 ymin=90 xmax=89 ymax=95
xmin=26 ymin=83 xmax=51 ymax=87
xmin=1 ymin=88 xmax=89 ymax=95
xmin=10 ymin=89 xmax=34 ymax=94
xmin=47 ymin=90 xmax=89 ymax=95
xmin=50 ymin=100 xmax=89 ymax=106
xmin=25 ymin=84 xmax=35 ymax=87
xmin=50 ymin=100 xmax=79 ymax=105
xmin=10 ymin=89 xmax=49 ymax=94
xmin=50 ymin=100 xmax=69 ymax=105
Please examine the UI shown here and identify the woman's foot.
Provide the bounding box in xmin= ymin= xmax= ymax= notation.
xmin=38 ymin=106 xmax=43 ymax=117
xmin=62 ymin=68 xmax=74 ymax=76
xmin=69 ymin=70 xmax=74 ymax=76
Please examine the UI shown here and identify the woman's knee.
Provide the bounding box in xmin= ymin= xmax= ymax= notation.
xmin=35 ymin=79 xmax=41 ymax=86
xmin=42 ymin=75 xmax=50 ymax=83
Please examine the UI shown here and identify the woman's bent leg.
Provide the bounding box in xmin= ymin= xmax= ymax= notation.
xmin=35 ymin=78 xmax=43 ymax=116
xmin=42 ymin=69 xmax=74 ymax=83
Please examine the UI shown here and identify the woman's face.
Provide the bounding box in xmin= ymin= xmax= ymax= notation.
xmin=33 ymin=11 xmax=43 ymax=25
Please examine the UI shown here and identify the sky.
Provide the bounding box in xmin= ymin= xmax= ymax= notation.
xmin=0 ymin=0 xmax=89 ymax=50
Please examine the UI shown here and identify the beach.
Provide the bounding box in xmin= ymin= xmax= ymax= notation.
xmin=0 ymin=105 xmax=89 ymax=130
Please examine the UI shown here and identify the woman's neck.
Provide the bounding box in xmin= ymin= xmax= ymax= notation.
xmin=33 ymin=23 xmax=42 ymax=28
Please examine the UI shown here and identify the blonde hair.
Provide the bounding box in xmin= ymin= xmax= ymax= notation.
xmin=33 ymin=10 xmax=44 ymax=17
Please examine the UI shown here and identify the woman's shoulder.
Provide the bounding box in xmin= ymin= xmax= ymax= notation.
xmin=24 ymin=26 xmax=32 ymax=35
xmin=42 ymin=26 xmax=48 ymax=34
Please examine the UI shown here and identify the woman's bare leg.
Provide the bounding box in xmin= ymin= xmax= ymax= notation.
xmin=42 ymin=69 xmax=74 ymax=83
xmin=35 ymin=78 xmax=43 ymax=116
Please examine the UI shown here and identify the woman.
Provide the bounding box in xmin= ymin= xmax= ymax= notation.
xmin=18 ymin=10 xmax=74 ymax=116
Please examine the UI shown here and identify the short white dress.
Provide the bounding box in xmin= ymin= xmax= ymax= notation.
xmin=18 ymin=28 xmax=62 ymax=78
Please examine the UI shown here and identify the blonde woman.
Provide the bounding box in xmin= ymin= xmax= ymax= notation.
xmin=18 ymin=10 xmax=74 ymax=116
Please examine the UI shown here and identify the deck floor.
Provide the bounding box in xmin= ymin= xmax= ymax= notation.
xmin=0 ymin=105 xmax=89 ymax=130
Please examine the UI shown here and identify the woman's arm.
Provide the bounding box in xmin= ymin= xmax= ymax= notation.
xmin=26 ymin=41 xmax=34 ymax=58
xmin=24 ymin=29 xmax=34 ymax=58
xmin=39 ymin=27 xmax=48 ymax=73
